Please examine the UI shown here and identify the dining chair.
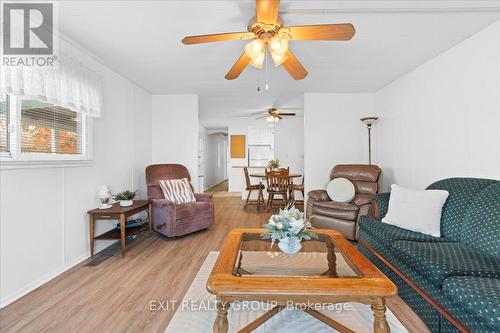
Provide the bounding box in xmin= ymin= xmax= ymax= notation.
xmin=290 ymin=175 xmax=305 ymax=204
xmin=265 ymin=168 xmax=290 ymax=211
xmin=243 ymin=167 xmax=265 ymax=209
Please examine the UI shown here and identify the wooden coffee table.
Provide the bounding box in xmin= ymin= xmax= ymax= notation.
xmin=207 ymin=228 xmax=397 ymax=333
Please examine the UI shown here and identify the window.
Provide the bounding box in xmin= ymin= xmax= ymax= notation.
xmin=0 ymin=94 xmax=91 ymax=165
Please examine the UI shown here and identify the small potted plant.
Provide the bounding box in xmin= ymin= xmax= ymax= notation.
xmin=113 ymin=190 xmax=137 ymax=207
xmin=267 ymin=159 xmax=280 ymax=170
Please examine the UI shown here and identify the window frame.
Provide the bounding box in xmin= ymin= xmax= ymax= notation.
xmin=0 ymin=94 xmax=93 ymax=169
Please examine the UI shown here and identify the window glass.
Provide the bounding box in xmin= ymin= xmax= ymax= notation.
xmin=20 ymin=99 xmax=82 ymax=155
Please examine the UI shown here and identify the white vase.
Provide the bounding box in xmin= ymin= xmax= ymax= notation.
xmin=119 ymin=200 xmax=133 ymax=207
xmin=278 ymin=237 xmax=302 ymax=255
xmin=98 ymin=185 xmax=111 ymax=208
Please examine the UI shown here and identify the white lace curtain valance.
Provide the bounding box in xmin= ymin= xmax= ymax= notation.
xmin=0 ymin=56 xmax=103 ymax=117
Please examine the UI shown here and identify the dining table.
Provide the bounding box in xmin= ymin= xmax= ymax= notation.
xmin=249 ymin=172 xmax=303 ymax=180
xmin=249 ymin=172 xmax=303 ymax=206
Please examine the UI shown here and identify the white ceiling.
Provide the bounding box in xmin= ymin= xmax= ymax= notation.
xmin=58 ymin=1 xmax=500 ymax=127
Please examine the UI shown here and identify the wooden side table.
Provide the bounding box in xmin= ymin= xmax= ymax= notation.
xmin=87 ymin=200 xmax=152 ymax=258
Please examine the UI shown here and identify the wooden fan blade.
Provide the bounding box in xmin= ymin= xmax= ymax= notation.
xmin=277 ymin=113 xmax=296 ymax=116
xmin=282 ymin=50 xmax=308 ymax=80
xmin=279 ymin=23 xmax=355 ymax=41
xmin=225 ymin=53 xmax=251 ymax=80
xmin=182 ymin=31 xmax=256 ymax=45
xmin=256 ymin=0 xmax=280 ymax=25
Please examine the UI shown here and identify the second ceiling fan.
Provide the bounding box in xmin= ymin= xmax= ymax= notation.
xmin=182 ymin=0 xmax=356 ymax=80
xmin=258 ymin=107 xmax=296 ymax=123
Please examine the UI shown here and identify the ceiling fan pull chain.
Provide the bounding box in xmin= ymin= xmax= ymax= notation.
xmin=265 ymin=48 xmax=269 ymax=91
xmin=256 ymin=69 xmax=261 ymax=92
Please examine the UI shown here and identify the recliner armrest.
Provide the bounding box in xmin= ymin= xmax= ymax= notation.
xmin=150 ymin=199 xmax=176 ymax=235
xmin=194 ymin=193 xmax=213 ymax=202
xmin=308 ymin=189 xmax=330 ymax=201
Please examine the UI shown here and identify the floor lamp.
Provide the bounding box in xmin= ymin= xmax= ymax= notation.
xmin=360 ymin=117 xmax=378 ymax=165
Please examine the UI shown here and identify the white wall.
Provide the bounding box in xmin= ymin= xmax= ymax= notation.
xmin=0 ymin=40 xmax=152 ymax=307
xmin=374 ymin=20 xmax=500 ymax=190
xmin=227 ymin=118 xmax=305 ymax=195
xmin=304 ymin=93 xmax=374 ymax=194
xmin=151 ymin=95 xmax=200 ymax=191
xmin=274 ymin=117 xmax=304 ymax=176
xmin=204 ymin=133 xmax=228 ymax=189
xmin=302 ymin=22 xmax=500 ymax=195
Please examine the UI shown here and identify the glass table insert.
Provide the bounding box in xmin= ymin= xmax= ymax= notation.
xmin=233 ymin=232 xmax=361 ymax=278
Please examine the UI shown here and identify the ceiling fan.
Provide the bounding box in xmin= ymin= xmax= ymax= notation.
xmin=256 ymin=107 xmax=297 ymax=123
xmin=181 ymin=0 xmax=355 ymax=80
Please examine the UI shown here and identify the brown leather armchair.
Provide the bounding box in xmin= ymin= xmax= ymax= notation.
xmin=307 ymin=164 xmax=382 ymax=240
xmin=145 ymin=164 xmax=215 ymax=237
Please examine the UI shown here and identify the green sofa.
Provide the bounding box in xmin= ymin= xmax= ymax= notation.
xmin=357 ymin=178 xmax=500 ymax=333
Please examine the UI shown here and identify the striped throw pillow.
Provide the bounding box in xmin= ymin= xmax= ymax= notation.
xmin=159 ymin=178 xmax=196 ymax=204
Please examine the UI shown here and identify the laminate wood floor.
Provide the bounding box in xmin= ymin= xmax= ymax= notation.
xmin=0 ymin=197 xmax=430 ymax=333
xmin=206 ymin=180 xmax=229 ymax=193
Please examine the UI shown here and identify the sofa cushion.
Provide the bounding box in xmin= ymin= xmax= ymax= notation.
xmin=358 ymin=216 xmax=445 ymax=249
xmin=443 ymin=276 xmax=500 ymax=330
xmin=426 ymin=178 xmax=498 ymax=241
xmin=176 ymin=202 xmax=212 ymax=220
xmin=392 ymin=240 xmax=500 ymax=288
xmin=460 ymin=182 xmax=500 ymax=257
xmin=359 ymin=231 xmax=500 ymax=333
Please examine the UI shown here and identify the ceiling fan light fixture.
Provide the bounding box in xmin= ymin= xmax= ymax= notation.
xmin=266 ymin=115 xmax=279 ymax=123
xmin=244 ymin=39 xmax=265 ymax=59
xmin=249 ymin=50 xmax=265 ymax=69
xmin=270 ymin=49 xmax=288 ymax=66
xmin=269 ymin=36 xmax=288 ymax=55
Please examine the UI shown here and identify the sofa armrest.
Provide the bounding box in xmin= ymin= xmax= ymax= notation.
xmin=359 ymin=214 xmax=380 ymax=225
xmin=371 ymin=192 xmax=390 ymax=220
xmin=194 ymin=193 xmax=213 ymax=202
xmin=308 ymin=189 xmax=330 ymax=201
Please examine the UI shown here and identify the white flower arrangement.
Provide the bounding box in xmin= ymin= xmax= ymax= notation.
xmin=261 ymin=205 xmax=318 ymax=255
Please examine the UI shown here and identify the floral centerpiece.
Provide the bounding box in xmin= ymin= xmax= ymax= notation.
xmin=261 ymin=206 xmax=318 ymax=255
xmin=267 ymin=159 xmax=280 ymax=169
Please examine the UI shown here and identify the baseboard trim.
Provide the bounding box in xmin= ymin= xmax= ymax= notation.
xmin=358 ymin=239 xmax=471 ymax=333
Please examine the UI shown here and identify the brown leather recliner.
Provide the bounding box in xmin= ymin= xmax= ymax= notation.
xmin=307 ymin=164 xmax=382 ymax=240
xmin=145 ymin=164 xmax=215 ymax=237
